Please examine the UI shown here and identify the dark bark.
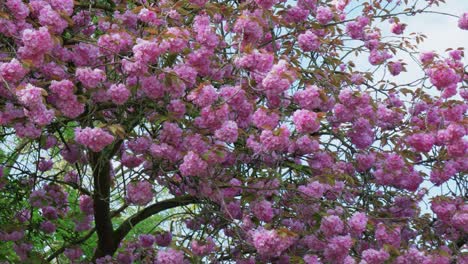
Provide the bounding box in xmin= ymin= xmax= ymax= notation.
xmin=88 ymin=137 xmax=199 ymax=261
xmin=91 ymin=153 xmax=118 ymax=261
xmin=113 ymin=195 xmax=200 ymax=246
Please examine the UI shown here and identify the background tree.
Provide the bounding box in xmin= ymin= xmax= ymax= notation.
xmin=0 ymin=0 xmax=466 ymax=263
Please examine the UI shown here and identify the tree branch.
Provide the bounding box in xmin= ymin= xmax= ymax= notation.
xmin=90 ymin=152 xmax=117 ymax=261
xmin=113 ymin=195 xmax=201 ymax=247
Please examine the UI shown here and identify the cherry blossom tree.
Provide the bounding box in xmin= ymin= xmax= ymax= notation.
xmin=0 ymin=0 xmax=466 ymax=263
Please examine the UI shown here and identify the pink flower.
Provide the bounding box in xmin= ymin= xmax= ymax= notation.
xmin=235 ymin=50 xmax=274 ymax=72
xmin=79 ymin=195 xmax=94 ymax=215
xmin=49 ymin=0 xmax=74 ymax=16
xmin=349 ymin=212 xmax=368 ymax=234
xmin=121 ymin=152 xmax=144 ymax=168
xmin=298 ymin=31 xmax=321 ymax=52
xmin=304 ymin=255 xmax=321 ymax=264
xmin=250 ymin=228 xmax=296 ymax=257
xmin=190 ymin=0 xmax=208 ymax=6
xmin=316 ymin=6 xmax=334 ymax=25
xmin=188 ymin=84 xmax=218 ymax=107
xmin=97 ymin=32 xmax=133 ymax=55
xmin=139 ymin=234 xmax=155 ymax=247
xmin=107 ymin=84 xmax=130 ymax=105
xmin=320 ymin=215 xmax=344 ymax=237
xmin=323 ymin=235 xmax=353 ymax=262
xmin=133 ymin=38 xmax=165 ymax=63
xmin=40 ymin=221 xmax=56 ymax=234
xmin=138 ymin=8 xmax=159 ymax=25
xmin=6 ymin=0 xmax=30 ymax=20
xmin=49 ymin=80 xmax=84 ymax=118
xmin=346 ymin=16 xmax=369 ymax=39
xmin=16 ymin=84 xmax=55 ymax=125
xmin=254 ymin=0 xmax=278 ymax=9
xmin=458 ymin=13 xmax=468 ymax=30
xmin=64 ymin=247 xmax=83 ymax=261
xmin=362 ymin=249 xmax=390 ymax=264
xmin=179 ymin=151 xmax=208 ymax=177
xmin=126 ymin=181 xmax=153 ymax=206
xmin=16 ymin=84 xmax=44 ymax=106
xmin=38 ymin=159 xmax=53 ymax=172
xmin=259 ymin=126 xmax=291 ymax=152
xmin=406 ymin=133 xmax=435 ymax=152
xmin=156 ymin=248 xmax=185 ymax=264
xmin=38 ymin=5 xmax=68 ymax=34
xmin=193 ymin=15 xmax=219 ymax=48
xmin=388 ymin=61 xmax=404 ymax=76
xmin=285 ymin=6 xmax=310 ymax=23
xmin=252 ymin=200 xmax=275 ymax=222
xmin=214 ymin=121 xmax=239 ymax=143
xmin=252 ymin=108 xmax=279 ymax=129
xmin=427 ymin=64 xmax=460 ymax=89
xmin=451 ymin=212 xmax=468 ymax=232
xmin=141 ymin=76 xmax=164 ymax=100
xmin=390 ymin=22 xmax=407 ymax=35
xmin=76 ymin=68 xmax=106 ymax=89
xmin=294 ymin=85 xmax=322 ymax=110
xmin=420 ymin=51 xmax=435 ymax=64
xmin=21 ymin=27 xmax=54 ymax=55
xmin=262 ymin=60 xmax=296 ymax=94
xmin=298 ymin=181 xmax=324 ymax=199
xmin=155 ymin=231 xmax=172 ymax=247
xmin=293 ymin=109 xmax=320 ymax=133
xmin=191 ymin=237 xmax=215 ymax=256
xmin=75 ymin=127 xmax=114 ymax=152
xmin=369 ymin=49 xmax=392 ymax=65
xmin=375 ymin=223 xmax=401 ymax=247
xmin=0 ymin=59 xmax=28 ymax=83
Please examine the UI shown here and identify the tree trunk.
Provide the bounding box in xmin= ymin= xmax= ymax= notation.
xmin=90 ymin=153 xmax=117 ymax=261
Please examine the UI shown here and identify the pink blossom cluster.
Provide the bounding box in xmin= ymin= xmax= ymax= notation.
xmin=76 ymin=68 xmax=106 ymax=89
xmin=16 ymin=84 xmax=55 ymax=126
xmin=0 ymin=0 xmax=466 ymax=262
xmin=249 ymin=228 xmax=296 ymax=257
xmin=49 ymin=80 xmax=85 ymax=118
xmin=75 ymin=127 xmax=114 ymax=152
xmin=126 ymin=181 xmax=153 ymax=206
xmin=298 ymin=30 xmax=321 ymax=52
xmin=459 ymin=12 xmax=468 ymax=30
xmin=373 ymin=153 xmax=423 ymax=191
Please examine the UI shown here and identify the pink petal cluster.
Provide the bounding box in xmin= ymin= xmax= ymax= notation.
xmin=0 ymin=59 xmax=28 ymax=83
xmin=427 ymin=64 xmax=460 ymax=89
xmin=316 ymin=6 xmax=334 ymax=25
xmin=254 ymin=0 xmax=278 ymax=9
xmin=18 ymin=27 xmax=54 ymax=64
xmin=252 ymin=200 xmax=274 ymax=222
xmin=75 ymin=127 xmax=114 ymax=152
xmin=156 ymin=248 xmax=185 ymax=264
xmin=49 ymin=80 xmax=85 ymax=118
xmin=458 ymin=13 xmax=468 ymax=30
xmin=298 ymin=181 xmax=325 ymax=199
xmin=107 ymin=84 xmax=130 ymax=105
xmin=406 ymin=133 xmax=435 ymax=152
xmin=298 ymin=31 xmax=321 ymax=52
xmin=76 ymin=68 xmax=106 ymax=89
xmin=179 ymin=151 xmax=208 ymax=177
xmin=348 ymin=212 xmax=368 ymax=234
xmin=293 ymin=110 xmax=320 ymax=133
xmin=214 ymin=120 xmax=239 ymax=143
xmin=346 ymin=16 xmax=369 ymax=39
xmin=16 ymin=84 xmax=55 ymax=126
xmin=391 ymin=22 xmax=407 ymax=35
xmin=126 ymin=181 xmax=153 ymax=206
xmin=250 ymin=228 xmax=296 ymax=257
